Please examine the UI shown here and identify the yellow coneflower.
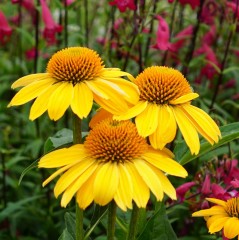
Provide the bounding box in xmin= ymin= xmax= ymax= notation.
xmin=115 ymin=66 xmax=221 ymax=155
xmin=38 ymin=118 xmax=187 ymax=211
xmin=192 ymin=197 xmax=239 ymax=239
xmin=8 ymin=47 xmax=139 ymax=121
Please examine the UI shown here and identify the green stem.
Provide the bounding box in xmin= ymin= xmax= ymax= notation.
xmin=107 ymin=201 xmax=117 ymax=240
xmin=72 ymin=113 xmax=83 ymax=240
xmin=127 ymin=203 xmax=140 ymax=240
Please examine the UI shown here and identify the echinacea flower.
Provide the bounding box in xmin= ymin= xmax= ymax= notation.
xmin=115 ymin=66 xmax=221 ymax=155
xmin=192 ymin=197 xmax=239 ymax=239
xmin=8 ymin=47 xmax=139 ymax=121
xmin=39 ymin=118 xmax=187 ymax=211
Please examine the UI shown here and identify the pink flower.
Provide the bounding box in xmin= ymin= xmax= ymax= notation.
xmin=168 ymin=25 xmax=193 ymax=53
xmin=227 ymin=2 xmax=239 ymax=20
xmin=202 ymin=24 xmax=217 ymax=46
xmin=201 ymin=174 xmax=211 ymax=195
xmin=114 ymin=18 xmax=124 ymax=31
xmin=151 ymin=15 xmax=170 ymax=51
xmin=200 ymin=0 xmax=218 ymax=25
xmin=65 ymin=0 xmax=75 ymax=6
xmin=176 ymin=182 xmax=195 ymax=202
xmin=40 ymin=0 xmax=63 ymax=45
xmin=109 ymin=0 xmax=136 ymax=12
xmin=0 ymin=11 xmax=12 ymax=44
xmin=224 ymin=79 xmax=236 ymax=89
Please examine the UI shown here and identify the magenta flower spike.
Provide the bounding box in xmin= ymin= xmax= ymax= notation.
xmin=0 ymin=11 xmax=12 ymax=44
xmin=109 ymin=0 xmax=136 ymax=12
xmin=40 ymin=0 xmax=62 ymax=45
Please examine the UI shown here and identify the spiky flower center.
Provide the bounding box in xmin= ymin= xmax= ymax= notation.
xmin=135 ymin=66 xmax=192 ymax=105
xmin=84 ymin=119 xmax=148 ymax=163
xmin=225 ymin=198 xmax=239 ymax=218
xmin=46 ymin=47 xmax=104 ymax=85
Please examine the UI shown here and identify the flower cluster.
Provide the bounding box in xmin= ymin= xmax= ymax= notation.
xmin=8 ymin=46 xmax=221 ymax=212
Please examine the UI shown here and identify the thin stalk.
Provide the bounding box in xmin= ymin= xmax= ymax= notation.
xmin=72 ymin=113 xmax=84 ymax=240
xmin=34 ymin=0 xmax=40 ymax=73
xmin=127 ymin=203 xmax=140 ymax=240
xmin=210 ymin=0 xmax=238 ymax=110
xmin=1 ymin=153 xmax=7 ymax=208
xmin=182 ymin=0 xmax=205 ymax=76
xmin=84 ymin=0 xmax=89 ymax=46
xmin=64 ymin=0 xmax=68 ymax=47
xmin=107 ymin=201 xmax=117 ymax=240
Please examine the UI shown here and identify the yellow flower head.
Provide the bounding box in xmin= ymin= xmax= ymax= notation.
xmin=8 ymin=47 xmax=139 ymax=121
xmin=38 ymin=118 xmax=187 ymax=211
xmin=115 ymin=66 xmax=221 ymax=155
xmin=192 ymin=197 xmax=239 ymax=239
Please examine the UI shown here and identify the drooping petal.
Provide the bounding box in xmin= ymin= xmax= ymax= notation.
xmin=170 ymin=93 xmax=199 ymax=105
xmin=224 ymin=217 xmax=239 ymax=239
xmin=30 ymin=83 xmax=59 ymax=120
xmin=150 ymin=165 xmax=177 ymax=200
xmin=135 ymin=103 xmax=159 ymax=137
xmin=71 ymin=82 xmax=93 ymax=119
xmin=8 ymin=79 xmax=55 ymax=106
xmin=103 ymin=77 xmax=139 ymax=105
xmin=114 ymin=101 xmax=147 ymax=121
xmin=143 ymin=151 xmax=188 ymax=177
xmin=180 ymin=104 xmax=221 ymax=142
xmin=207 ymin=216 xmax=229 ymax=233
xmin=76 ymin=172 xmax=96 ymax=210
xmin=114 ymin=163 xmax=133 ymax=211
xmin=60 ymin=161 xmax=98 ymax=207
xmin=85 ymin=80 xmax=110 ymax=99
xmin=192 ymin=206 xmax=226 ymax=217
xmin=171 ymin=106 xmax=200 ymax=155
xmin=38 ymin=145 xmax=87 ymax=168
xmin=125 ymin=162 xmax=150 ymax=208
xmin=134 ymin=159 xmax=163 ymax=201
xmin=93 ymin=162 xmax=119 ymax=206
xmin=149 ymin=105 xmax=177 ymax=149
xmin=54 ymin=158 xmax=96 ymax=197
xmin=11 ymin=73 xmax=51 ymax=88
xmin=48 ymin=82 xmax=74 ymax=120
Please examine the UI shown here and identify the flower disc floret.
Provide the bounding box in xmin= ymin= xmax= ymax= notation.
xmin=135 ymin=66 xmax=192 ymax=104
xmin=47 ymin=47 xmax=104 ymax=85
xmin=84 ymin=119 xmax=148 ymax=163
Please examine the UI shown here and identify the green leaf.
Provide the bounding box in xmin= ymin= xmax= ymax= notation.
xmin=178 ymin=122 xmax=239 ymax=165
xmin=222 ymin=66 xmax=239 ymax=75
xmin=138 ymin=202 xmax=177 ymax=240
xmin=222 ymin=99 xmax=239 ymax=109
xmin=58 ymin=229 xmax=74 ymax=240
xmin=44 ymin=128 xmax=73 ymax=153
xmin=59 ymin=212 xmax=76 ymax=240
xmin=18 ymin=159 xmax=38 ymax=185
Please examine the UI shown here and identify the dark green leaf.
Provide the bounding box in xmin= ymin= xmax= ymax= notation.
xmin=58 ymin=229 xmax=74 ymax=240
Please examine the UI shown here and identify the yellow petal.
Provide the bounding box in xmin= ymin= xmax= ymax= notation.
xmin=76 ymin=172 xmax=96 ymax=210
xmin=114 ymin=101 xmax=147 ymax=121
xmin=206 ymin=198 xmax=226 ymax=207
xmin=85 ymin=80 xmax=109 ymax=99
xmin=89 ymin=108 xmax=113 ymax=129
xmin=134 ymin=159 xmax=164 ymax=201
xmin=48 ymin=82 xmax=74 ymax=120
xmin=181 ymin=104 xmax=221 ymax=143
xmin=135 ymin=103 xmax=159 ymax=137
xmin=149 ymin=105 xmax=177 ymax=149
xmin=29 ymin=83 xmax=59 ymax=120
xmin=93 ymin=162 xmax=119 ymax=206
xmin=71 ymin=82 xmax=93 ymax=119
xmin=104 ymin=77 xmax=139 ymax=105
xmin=170 ymin=93 xmax=199 ymax=105
xmin=38 ymin=145 xmax=87 ymax=168
xmin=171 ymin=106 xmax=200 ymax=155
xmin=114 ymin=163 xmax=133 ymax=211
xmin=143 ymin=151 xmax=188 ymax=177
xmin=192 ymin=206 xmax=226 ymax=217
xmin=54 ymin=158 xmax=96 ymax=197
xmin=101 ymin=69 xmax=130 ymax=78
xmin=207 ymin=216 xmax=229 ymax=233
xmin=93 ymin=93 xmax=128 ymax=115
xmin=224 ymin=217 xmax=239 ymax=239
xmin=125 ymin=162 xmax=150 ymax=208
xmin=11 ymin=73 xmax=50 ymax=88
xmin=151 ymin=165 xmax=176 ymax=200
xmin=60 ymin=161 xmax=98 ymax=207
xmin=8 ymin=79 xmax=55 ymax=106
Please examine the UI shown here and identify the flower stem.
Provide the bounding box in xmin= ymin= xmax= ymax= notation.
xmin=107 ymin=201 xmax=117 ymax=240
xmin=127 ymin=203 xmax=140 ymax=240
xmin=72 ymin=113 xmax=84 ymax=240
